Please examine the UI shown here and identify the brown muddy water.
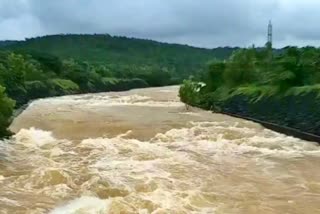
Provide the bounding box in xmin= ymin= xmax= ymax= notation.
xmin=0 ymin=86 xmax=319 ymax=213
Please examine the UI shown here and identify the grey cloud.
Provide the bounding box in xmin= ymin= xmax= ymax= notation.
xmin=0 ymin=0 xmax=319 ymax=47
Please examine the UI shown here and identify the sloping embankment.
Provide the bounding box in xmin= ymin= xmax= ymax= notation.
xmin=182 ymin=89 xmax=320 ymax=144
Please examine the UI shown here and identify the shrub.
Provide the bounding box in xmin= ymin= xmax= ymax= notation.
xmin=49 ymin=79 xmax=80 ymax=95
xmin=0 ymin=85 xmax=15 ymax=137
xmin=25 ymin=81 xmax=51 ymax=99
xmin=179 ymin=80 xmax=206 ymax=106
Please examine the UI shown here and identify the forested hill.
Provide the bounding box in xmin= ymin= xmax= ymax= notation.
xmin=0 ymin=34 xmax=237 ymax=136
xmin=2 ymin=34 xmax=237 ymax=78
xmin=0 ymin=41 xmax=17 ymax=47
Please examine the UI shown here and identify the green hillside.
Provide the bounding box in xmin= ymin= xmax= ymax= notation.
xmin=0 ymin=34 xmax=237 ymax=136
xmin=0 ymin=41 xmax=17 ymax=47
xmin=3 ymin=34 xmax=236 ymax=78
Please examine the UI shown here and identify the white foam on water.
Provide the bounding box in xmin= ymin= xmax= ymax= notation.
xmin=158 ymin=88 xmax=177 ymax=93
xmin=49 ymin=196 xmax=111 ymax=214
xmin=37 ymin=184 xmax=73 ymax=199
xmin=50 ymin=147 xmax=67 ymax=157
xmin=13 ymin=127 xmax=58 ymax=148
xmin=2 ymin=114 xmax=320 ymax=213
xmin=157 ymin=121 xmax=320 ymax=156
xmin=178 ymin=112 xmax=200 ymax=116
xmin=4 ymin=86 xmax=320 ymax=213
xmin=29 ymin=93 xmax=183 ymax=108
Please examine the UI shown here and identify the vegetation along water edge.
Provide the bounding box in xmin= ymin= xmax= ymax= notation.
xmin=179 ymin=45 xmax=320 ymax=143
xmin=0 ymin=34 xmax=235 ymax=137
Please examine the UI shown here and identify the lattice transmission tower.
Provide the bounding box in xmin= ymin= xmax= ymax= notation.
xmin=267 ymin=20 xmax=273 ymax=47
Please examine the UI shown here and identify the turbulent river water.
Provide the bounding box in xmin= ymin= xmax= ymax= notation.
xmin=1 ymin=86 xmax=320 ymax=214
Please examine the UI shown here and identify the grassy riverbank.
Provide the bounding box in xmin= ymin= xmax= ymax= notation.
xmin=180 ymin=46 xmax=320 ymax=137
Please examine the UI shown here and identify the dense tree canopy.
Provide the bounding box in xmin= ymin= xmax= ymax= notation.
xmin=180 ymin=46 xmax=320 ymax=107
xmin=2 ymin=34 xmax=236 ymax=79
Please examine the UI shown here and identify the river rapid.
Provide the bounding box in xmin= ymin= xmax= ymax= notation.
xmin=0 ymin=86 xmax=320 ymax=213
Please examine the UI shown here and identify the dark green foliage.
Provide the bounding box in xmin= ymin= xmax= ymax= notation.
xmin=25 ymin=81 xmax=50 ymax=99
xmin=28 ymin=52 xmax=64 ymax=75
xmin=0 ymin=41 xmax=17 ymax=47
xmin=2 ymin=34 xmax=236 ymax=78
xmin=179 ymin=80 xmax=205 ymax=106
xmin=179 ymin=46 xmax=320 ymax=136
xmin=137 ymin=67 xmax=172 ymax=87
xmin=204 ymin=60 xmax=225 ymax=92
xmin=101 ymin=78 xmax=148 ymax=91
xmin=0 ymin=85 xmax=15 ymax=137
xmin=195 ymin=46 xmax=320 ymax=96
xmin=0 ymin=53 xmax=28 ymax=105
xmin=223 ymin=49 xmax=257 ymax=87
xmin=49 ymin=79 xmax=80 ymax=95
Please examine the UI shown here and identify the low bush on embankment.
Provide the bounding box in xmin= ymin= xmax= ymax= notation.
xmin=180 ymin=46 xmax=320 ymax=136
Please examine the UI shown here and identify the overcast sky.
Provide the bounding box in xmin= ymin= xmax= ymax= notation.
xmin=0 ymin=0 xmax=319 ymax=48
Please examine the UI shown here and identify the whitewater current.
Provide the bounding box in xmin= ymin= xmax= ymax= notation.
xmin=0 ymin=86 xmax=319 ymax=213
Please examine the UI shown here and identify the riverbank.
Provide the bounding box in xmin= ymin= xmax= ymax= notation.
xmin=0 ymin=81 xmax=153 ymax=139
xmin=179 ymin=82 xmax=320 ymax=144
xmin=215 ymin=92 xmax=320 ymax=143
xmin=0 ymin=49 xmax=181 ymax=139
xmin=222 ymin=112 xmax=320 ymax=144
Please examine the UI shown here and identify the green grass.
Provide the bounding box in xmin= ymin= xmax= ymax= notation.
xmin=285 ymin=84 xmax=320 ymax=98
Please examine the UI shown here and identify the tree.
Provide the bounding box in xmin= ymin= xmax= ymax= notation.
xmin=223 ymin=49 xmax=257 ymax=87
xmin=204 ymin=60 xmax=225 ymax=92
xmin=0 ymin=53 xmax=28 ymax=104
xmin=0 ymin=85 xmax=15 ymax=137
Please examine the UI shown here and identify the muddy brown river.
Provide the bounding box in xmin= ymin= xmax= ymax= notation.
xmin=0 ymin=86 xmax=320 ymax=213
